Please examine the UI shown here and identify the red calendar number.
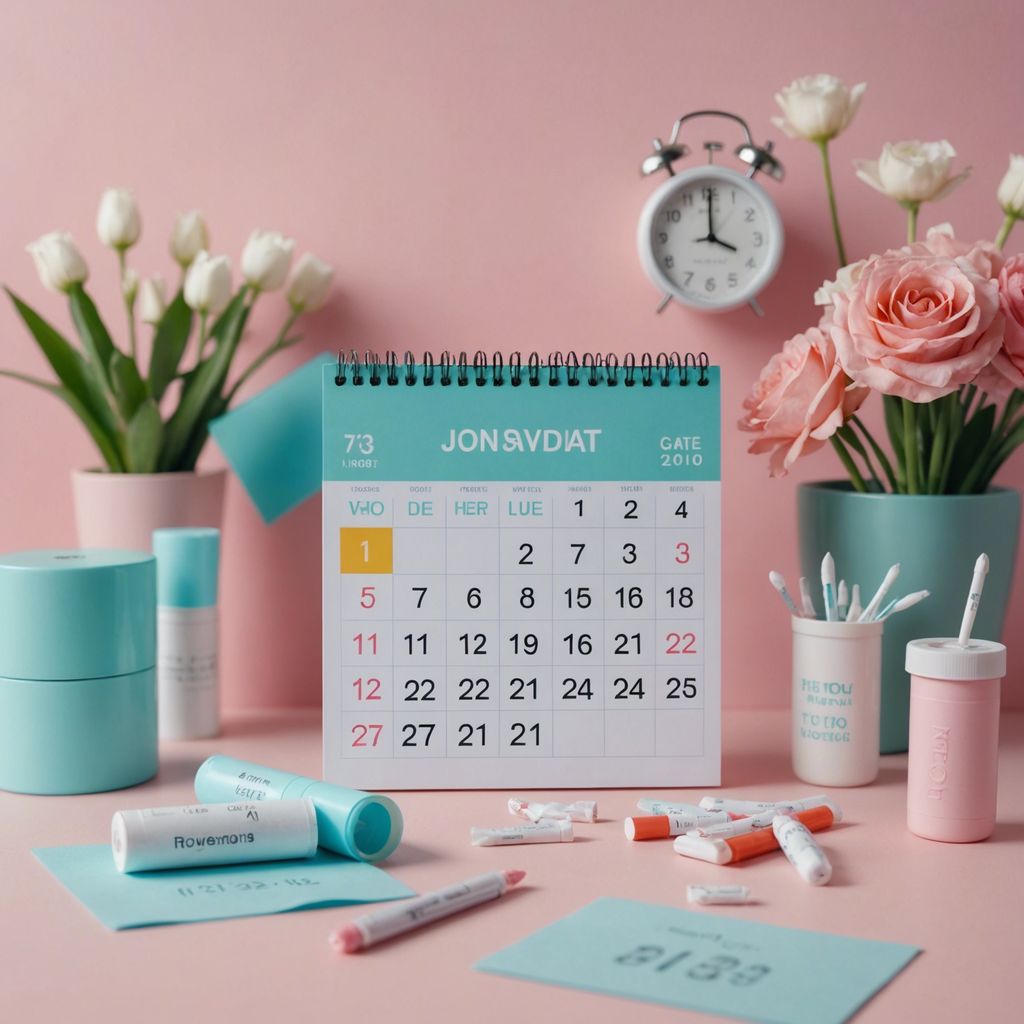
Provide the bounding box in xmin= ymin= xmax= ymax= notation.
xmin=352 ymin=677 xmax=381 ymax=700
xmin=353 ymin=632 xmax=378 ymax=655
xmin=360 ymin=586 xmax=376 ymax=609
xmin=675 ymin=542 xmax=691 ymax=564
xmin=665 ymin=631 xmax=698 ymax=655
xmin=351 ymin=723 xmax=383 ymax=747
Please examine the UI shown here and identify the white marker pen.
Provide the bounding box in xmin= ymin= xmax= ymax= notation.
xmin=636 ymin=799 xmax=706 ymax=816
xmin=858 ymin=563 xmax=900 ymax=623
xmin=798 ymin=577 xmax=817 ymax=618
xmin=699 ymin=794 xmax=834 ymax=816
xmin=772 ymin=813 xmax=832 ymax=885
xmin=471 ymin=821 xmax=573 ymax=846
xmin=112 ymin=799 xmax=318 ymax=873
xmin=687 ymin=884 xmax=751 ymax=906
xmin=691 ymin=798 xmax=842 ymax=837
xmin=508 ymin=798 xmax=597 ymax=823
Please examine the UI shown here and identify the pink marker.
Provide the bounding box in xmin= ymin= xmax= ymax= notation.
xmin=329 ymin=870 xmax=525 ymax=953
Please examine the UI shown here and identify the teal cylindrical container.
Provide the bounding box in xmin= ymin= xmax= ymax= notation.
xmin=0 ymin=549 xmax=158 ymax=794
xmin=194 ymin=755 xmax=403 ymax=862
xmin=798 ymin=482 xmax=1020 ymax=753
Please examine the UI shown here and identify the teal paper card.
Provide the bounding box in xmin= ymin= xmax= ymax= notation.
xmin=34 ymin=845 xmax=414 ymax=930
xmin=476 ymin=898 xmax=920 ymax=1024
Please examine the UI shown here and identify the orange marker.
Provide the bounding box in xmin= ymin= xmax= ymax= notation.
xmin=672 ymin=805 xmax=836 ymax=864
xmin=624 ymin=810 xmax=732 ymax=841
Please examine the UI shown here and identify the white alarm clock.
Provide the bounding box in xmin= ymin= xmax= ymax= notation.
xmin=637 ymin=110 xmax=784 ymax=315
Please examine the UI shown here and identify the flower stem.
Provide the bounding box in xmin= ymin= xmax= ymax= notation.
xmin=118 ymin=249 xmax=137 ymax=362
xmin=817 ymin=140 xmax=847 ymax=268
xmin=830 ymin=434 xmax=868 ymax=492
xmin=995 ymin=212 xmax=1018 ymax=251
xmin=905 ymin=202 xmax=920 ymax=244
xmin=851 ymin=415 xmax=898 ymax=491
xmin=903 ymin=399 xmax=920 ymax=494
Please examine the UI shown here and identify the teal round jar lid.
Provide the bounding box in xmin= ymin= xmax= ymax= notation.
xmin=0 ymin=549 xmax=156 ymax=680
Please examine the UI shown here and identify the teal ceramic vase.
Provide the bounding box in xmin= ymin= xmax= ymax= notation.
xmin=798 ymin=482 xmax=1021 ymax=753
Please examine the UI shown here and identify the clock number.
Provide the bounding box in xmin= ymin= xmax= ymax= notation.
xmin=745 ymin=207 xmax=755 ymax=221
xmin=665 ymin=209 xmax=681 ymax=222
xmin=728 ymin=273 xmax=738 ymax=288
xmin=746 ymin=257 xmax=756 ymax=269
xmin=680 ymin=192 xmax=693 ymax=207
xmin=705 ymin=277 xmax=716 ymax=292
xmin=753 ymin=232 xmax=763 ymax=247
xmin=682 ymin=271 xmax=694 ymax=287
xmin=663 ymin=255 xmax=674 ymax=268
xmin=658 ymin=231 xmax=668 ymax=243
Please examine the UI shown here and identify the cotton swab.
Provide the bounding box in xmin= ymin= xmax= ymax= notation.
xmin=877 ymin=590 xmax=930 ymax=621
xmin=845 ymin=583 xmax=862 ymax=622
xmin=858 ymin=564 xmax=900 ymax=623
xmin=837 ymin=580 xmax=848 ymax=620
xmin=957 ymin=554 xmax=990 ymax=647
xmin=821 ymin=553 xmax=837 ymax=622
xmin=769 ymin=571 xmax=801 ymax=617
xmin=798 ymin=577 xmax=816 ymax=618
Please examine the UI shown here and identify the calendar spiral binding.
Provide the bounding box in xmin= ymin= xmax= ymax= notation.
xmin=334 ymin=350 xmax=711 ymax=388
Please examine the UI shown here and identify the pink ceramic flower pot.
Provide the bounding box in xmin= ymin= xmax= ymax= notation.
xmin=72 ymin=469 xmax=226 ymax=551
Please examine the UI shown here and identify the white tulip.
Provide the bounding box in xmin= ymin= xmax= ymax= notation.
xmin=997 ymin=154 xmax=1024 ymax=217
xmin=170 ymin=210 xmax=209 ymax=267
xmin=26 ymin=231 xmax=89 ymax=292
xmin=184 ymin=251 xmax=232 ymax=317
xmin=814 ymin=258 xmax=868 ymax=306
xmin=772 ymin=74 xmax=866 ymax=143
xmin=138 ymin=275 xmax=167 ymax=324
xmin=286 ymin=253 xmax=334 ymax=312
xmin=121 ymin=267 xmax=139 ymax=306
xmin=855 ymin=140 xmax=970 ymax=204
xmin=96 ymin=187 xmax=141 ymax=249
xmin=241 ymin=229 xmax=294 ymax=291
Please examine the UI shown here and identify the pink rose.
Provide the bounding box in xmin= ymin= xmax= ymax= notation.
xmin=979 ymin=253 xmax=1024 ymax=396
xmin=910 ymin=223 xmax=1003 ymax=279
xmin=740 ymin=324 xmax=868 ymax=476
xmin=828 ymin=247 xmax=1004 ymax=402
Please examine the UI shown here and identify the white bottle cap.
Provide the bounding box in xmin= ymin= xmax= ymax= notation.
xmin=905 ymin=638 xmax=1006 ymax=681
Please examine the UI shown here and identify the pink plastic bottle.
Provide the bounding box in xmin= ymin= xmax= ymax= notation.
xmin=905 ymin=638 xmax=1006 ymax=843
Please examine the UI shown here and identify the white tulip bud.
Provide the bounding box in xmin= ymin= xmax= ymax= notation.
xmin=96 ymin=187 xmax=141 ymax=250
xmin=26 ymin=231 xmax=89 ymax=293
xmin=121 ymin=267 xmax=139 ymax=306
xmin=772 ymin=74 xmax=866 ymax=143
xmin=138 ymin=275 xmax=167 ymax=324
xmin=184 ymin=251 xmax=232 ymax=318
xmin=855 ymin=140 xmax=970 ymax=204
xmin=241 ymin=229 xmax=295 ymax=291
xmin=286 ymin=252 xmax=334 ymax=312
xmin=997 ymin=155 xmax=1024 ymax=217
xmin=170 ymin=210 xmax=209 ymax=267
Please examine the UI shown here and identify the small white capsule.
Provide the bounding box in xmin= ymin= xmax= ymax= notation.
xmin=772 ymin=814 xmax=832 ymax=886
xmin=687 ymin=884 xmax=752 ymax=906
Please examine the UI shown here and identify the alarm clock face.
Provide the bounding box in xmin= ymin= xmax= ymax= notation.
xmin=637 ymin=165 xmax=784 ymax=313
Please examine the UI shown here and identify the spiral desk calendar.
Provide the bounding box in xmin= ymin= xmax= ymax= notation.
xmin=322 ymin=351 xmax=721 ymax=788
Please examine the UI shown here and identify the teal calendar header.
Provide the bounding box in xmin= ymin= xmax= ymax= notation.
xmin=322 ymin=365 xmax=721 ymax=482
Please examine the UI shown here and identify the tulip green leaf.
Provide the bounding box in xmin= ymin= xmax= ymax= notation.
xmin=110 ymin=351 xmax=149 ymax=423
xmin=126 ymin=398 xmax=164 ymax=473
xmin=68 ymin=283 xmax=118 ymax=384
xmin=148 ymin=290 xmax=193 ymax=401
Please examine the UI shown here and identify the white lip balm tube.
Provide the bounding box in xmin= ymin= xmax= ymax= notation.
xmin=687 ymin=884 xmax=752 ymax=905
xmin=691 ymin=798 xmax=842 ymax=837
xmin=111 ymin=799 xmax=318 ymax=873
xmin=471 ymin=821 xmax=573 ymax=846
xmin=636 ymin=799 xmax=706 ymax=816
xmin=699 ymin=794 xmax=831 ymax=815
xmin=508 ymin=798 xmax=597 ymax=823
xmin=772 ymin=813 xmax=832 ymax=885
xmin=624 ymin=810 xmax=730 ymax=841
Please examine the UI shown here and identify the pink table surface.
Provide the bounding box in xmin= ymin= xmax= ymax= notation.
xmin=3 ymin=709 xmax=1022 ymax=1023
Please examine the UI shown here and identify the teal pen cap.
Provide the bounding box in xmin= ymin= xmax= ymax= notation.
xmin=194 ymin=755 xmax=403 ymax=863
xmin=152 ymin=528 xmax=220 ymax=608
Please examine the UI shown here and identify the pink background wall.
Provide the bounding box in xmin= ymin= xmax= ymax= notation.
xmin=2 ymin=0 xmax=1021 ymax=709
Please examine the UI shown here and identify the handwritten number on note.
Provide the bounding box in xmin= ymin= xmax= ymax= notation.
xmin=614 ymin=946 xmax=771 ymax=986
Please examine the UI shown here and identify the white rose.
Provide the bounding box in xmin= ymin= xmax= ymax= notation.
xmin=96 ymin=187 xmax=141 ymax=249
xmin=997 ymin=154 xmax=1024 ymax=217
xmin=855 ymin=140 xmax=970 ymax=203
xmin=241 ymin=229 xmax=294 ymax=291
xmin=772 ymin=74 xmax=866 ymax=143
xmin=170 ymin=210 xmax=209 ymax=267
xmin=286 ymin=253 xmax=334 ymax=312
xmin=814 ymin=258 xmax=868 ymax=306
xmin=138 ymin=275 xmax=167 ymax=324
xmin=26 ymin=231 xmax=89 ymax=292
xmin=184 ymin=251 xmax=232 ymax=317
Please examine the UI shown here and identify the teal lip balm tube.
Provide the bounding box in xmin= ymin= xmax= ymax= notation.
xmin=194 ymin=756 xmax=403 ymax=863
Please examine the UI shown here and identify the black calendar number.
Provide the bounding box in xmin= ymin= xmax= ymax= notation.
xmin=570 ymin=542 xmax=586 ymax=565
xmin=564 ymin=586 xmax=592 ymax=609
xmin=518 ymin=543 xmax=534 ymax=565
xmin=613 ymin=946 xmax=771 ymax=987
xmin=562 ymin=632 xmax=593 ymax=655
xmin=466 ymin=587 xmax=482 ymax=608
xmin=675 ymin=500 xmax=689 ymax=517
xmin=412 ymin=586 xmax=428 ymax=608
xmin=613 ymin=676 xmax=645 ymax=700
xmin=573 ymin=498 xmax=584 ymax=516
xmin=666 ymin=586 xmax=694 ymax=609
xmin=508 ymin=677 xmax=538 ymax=700
xmin=613 ymin=632 xmax=641 ymax=655
xmin=519 ymin=587 xmax=535 ymax=609
xmin=561 ymin=676 xmax=593 ymax=700
xmin=666 ymin=676 xmax=697 ymax=699
xmin=509 ymin=633 xmax=539 ymax=656
xmin=400 ymin=723 xmax=436 ymax=747
xmin=623 ymin=499 xmax=639 ymax=519
xmin=404 ymin=633 xmax=428 ymax=655
xmin=403 ymin=678 xmax=436 ymax=701
xmin=615 ymin=586 xmax=644 ymax=608
xmin=459 ymin=633 xmax=488 ymax=655
xmin=457 ymin=723 xmax=486 ymax=746
xmin=458 ymin=677 xmax=490 ymax=700
xmin=622 ymin=542 xmax=637 ymax=564
xmin=509 ymin=722 xmax=541 ymax=746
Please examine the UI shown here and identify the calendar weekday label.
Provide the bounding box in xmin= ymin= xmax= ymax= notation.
xmin=322 ymin=364 xmax=721 ymax=788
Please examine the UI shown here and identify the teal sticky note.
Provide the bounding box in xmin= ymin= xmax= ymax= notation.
xmin=210 ymin=353 xmax=334 ymax=523
xmin=34 ymin=845 xmax=414 ymax=930
xmin=476 ymin=898 xmax=920 ymax=1024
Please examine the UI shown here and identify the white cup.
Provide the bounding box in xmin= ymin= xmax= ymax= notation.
xmin=791 ymin=617 xmax=883 ymax=786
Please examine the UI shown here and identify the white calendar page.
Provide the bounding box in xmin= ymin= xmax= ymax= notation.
xmin=322 ymin=360 xmax=721 ymax=789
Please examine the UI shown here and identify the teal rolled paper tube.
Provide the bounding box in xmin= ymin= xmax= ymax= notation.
xmin=798 ymin=483 xmax=1020 ymax=753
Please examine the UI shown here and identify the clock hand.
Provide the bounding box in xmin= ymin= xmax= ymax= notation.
xmin=706 ymin=192 xmax=714 ymax=240
xmin=711 ymin=237 xmax=738 ymax=253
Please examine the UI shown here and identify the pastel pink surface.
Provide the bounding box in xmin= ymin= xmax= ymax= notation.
xmin=4 ymin=708 xmax=1023 ymax=1022
xmin=0 ymin=0 xmax=1022 ymax=710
